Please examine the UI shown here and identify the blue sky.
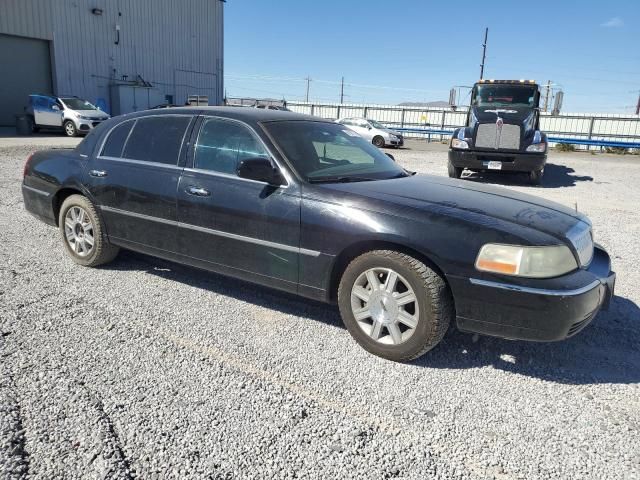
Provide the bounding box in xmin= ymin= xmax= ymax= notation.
xmin=224 ymin=0 xmax=640 ymax=113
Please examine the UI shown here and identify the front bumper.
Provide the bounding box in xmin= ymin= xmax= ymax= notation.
xmin=388 ymin=136 xmax=404 ymax=147
xmin=448 ymin=245 xmax=615 ymax=341
xmin=449 ymin=148 xmax=546 ymax=173
xmin=76 ymin=119 xmax=106 ymax=133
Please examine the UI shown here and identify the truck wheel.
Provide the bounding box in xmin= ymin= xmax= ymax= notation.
xmin=529 ymin=169 xmax=544 ymax=186
xmin=372 ymin=136 xmax=385 ymax=148
xmin=63 ymin=120 xmax=78 ymax=137
xmin=58 ymin=194 xmax=119 ymax=267
xmin=338 ymin=250 xmax=453 ymax=362
xmin=448 ymin=161 xmax=463 ymax=179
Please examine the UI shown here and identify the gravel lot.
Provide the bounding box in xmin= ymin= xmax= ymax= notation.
xmin=1 ymin=136 xmax=639 ymax=479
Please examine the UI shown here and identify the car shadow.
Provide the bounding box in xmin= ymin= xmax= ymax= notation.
xmin=105 ymin=250 xmax=640 ymax=385
xmin=462 ymin=163 xmax=594 ymax=188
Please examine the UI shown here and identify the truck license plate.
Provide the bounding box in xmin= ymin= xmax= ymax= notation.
xmin=487 ymin=161 xmax=502 ymax=170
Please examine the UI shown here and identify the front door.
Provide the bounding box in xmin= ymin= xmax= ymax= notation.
xmin=176 ymin=116 xmax=301 ymax=290
xmin=85 ymin=114 xmax=194 ymax=253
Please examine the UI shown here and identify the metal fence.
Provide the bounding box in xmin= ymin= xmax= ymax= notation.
xmin=286 ymin=101 xmax=640 ymax=149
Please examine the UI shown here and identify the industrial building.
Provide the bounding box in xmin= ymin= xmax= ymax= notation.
xmin=0 ymin=0 xmax=224 ymax=126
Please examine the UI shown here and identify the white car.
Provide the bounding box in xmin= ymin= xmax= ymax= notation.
xmin=26 ymin=95 xmax=110 ymax=137
xmin=336 ymin=117 xmax=404 ymax=148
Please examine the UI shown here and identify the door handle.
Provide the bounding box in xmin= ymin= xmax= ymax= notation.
xmin=89 ymin=169 xmax=108 ymax=177
xmin=186 ymin=186 xmax=210 ymax=197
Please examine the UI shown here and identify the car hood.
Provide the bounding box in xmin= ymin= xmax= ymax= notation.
xmin=318 ymin=174 xmax=588 ymax=239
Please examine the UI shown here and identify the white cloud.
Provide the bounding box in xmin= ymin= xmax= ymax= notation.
xmin=601 ymin=17 xmax=623 ymax=28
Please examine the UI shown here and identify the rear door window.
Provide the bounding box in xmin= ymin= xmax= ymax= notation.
xmin=122 ymin=116 xmax=191 ymax=165
xmin=101 ymin=121 xmax=134 ymax=158
xmin=193 ymin=118 xmax=269 ymax=175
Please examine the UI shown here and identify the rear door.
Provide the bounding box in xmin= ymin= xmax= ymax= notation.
xmin=176 ymin=116 xmax=301 ymax=289
xmin=34 ymin=95 xmax=63 ymax=127
xmin=85 ymin=114 xmax=194 ymax=253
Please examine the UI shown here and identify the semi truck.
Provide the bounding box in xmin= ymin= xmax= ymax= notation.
xmin=448 ymin=80 xmax=547 ymax=185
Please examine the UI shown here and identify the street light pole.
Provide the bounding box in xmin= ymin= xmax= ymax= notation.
xmin=479 ymin=28 xmax=488 ymax=79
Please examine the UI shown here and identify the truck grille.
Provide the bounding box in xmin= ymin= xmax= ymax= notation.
xmin=475 ymin=124 xmax=521 ymax=149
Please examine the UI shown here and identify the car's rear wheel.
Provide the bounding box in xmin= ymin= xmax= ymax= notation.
xmin=448 ymin=161 xmax=463 ymax=179
xmin=63 ymin=120 xmax=78 ymax=137
xmin=372 ymin=136 xmax=385 ymax=148
xmin=529 ymin=169 xmax=544 ymax=186
xmin=26 ymin=116 xmax=39 ymax=133
xmin=58 ymin=194 xmax=119 ymax=267
xmin=338 ymin=250 xmax=452 ymax=362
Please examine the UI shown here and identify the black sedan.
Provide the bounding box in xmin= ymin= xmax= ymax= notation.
xmin=21 ymin=107 xmax=615 ymax=361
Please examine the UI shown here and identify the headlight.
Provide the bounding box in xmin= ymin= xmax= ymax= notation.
xmin=78 ymin=115 xmax=90 ymax=120
xmin=451 ymin=138 xmax=469 ymax=149
xmin=475 ymin=244 xmax=578 ymax=278
xmin=526 ymin=142 xmax=546 ymax=152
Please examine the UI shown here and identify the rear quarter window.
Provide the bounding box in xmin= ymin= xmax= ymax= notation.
xmin=122 ymin=116 xmax=191 ymax=165
xmin=101 ymin=121 xmax=134 ymax=158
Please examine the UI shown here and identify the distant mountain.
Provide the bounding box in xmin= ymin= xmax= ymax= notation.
xmin=397 ymin=101 xmax=450 ymax=108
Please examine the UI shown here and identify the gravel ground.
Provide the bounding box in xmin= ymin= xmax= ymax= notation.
xmin=1 ymin=137 xmax=639 ymax=479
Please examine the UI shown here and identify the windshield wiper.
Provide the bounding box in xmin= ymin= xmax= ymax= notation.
xmin=308 ymin=176 xmax=377 ymax=184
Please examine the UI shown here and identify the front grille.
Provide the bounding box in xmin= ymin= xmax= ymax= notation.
xmin=92 ymin=121 xmax=102 ymax=128
xmin=475 ymin=123 xmax=521 ymax=149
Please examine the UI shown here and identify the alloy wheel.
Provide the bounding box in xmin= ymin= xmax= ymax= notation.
xmin=350 ymin=267 xmax=419 ymax=345
xmin=64 ymin=206 xmax=95 ymax=257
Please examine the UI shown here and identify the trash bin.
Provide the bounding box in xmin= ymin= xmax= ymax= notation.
xmin=15 ymin=115 xmax=32 ymax=136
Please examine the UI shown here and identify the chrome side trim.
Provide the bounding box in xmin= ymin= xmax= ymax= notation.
xmin=22 ymin=184 xmax=51 ymax=197
xmin=100 ymin=205 xmax=321 ymax=257
xmin=469 ymin=277 xmax=601 ymax=296
xmin=97 ymin=156 xmax=184 ymax=170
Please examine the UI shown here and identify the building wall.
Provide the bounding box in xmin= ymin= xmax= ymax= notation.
xmin=0 ymin=0 xmax=223 ymax=114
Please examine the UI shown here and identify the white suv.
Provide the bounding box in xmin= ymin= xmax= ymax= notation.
xmin=26 ymin=95 xmax=110 ymax=137
xmin=336 ymin=117 xmax=404 ymax=148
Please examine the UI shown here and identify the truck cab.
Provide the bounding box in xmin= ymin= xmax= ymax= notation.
xmin=448 ymin=80 xmax=547 ymax=185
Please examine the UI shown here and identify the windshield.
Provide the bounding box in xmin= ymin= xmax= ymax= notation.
xmin=472 ymin=85 xmax=537 ymax=108
xmin=368 ymin=119 xmax=386 ymax=129
xmin=60 ymin=98 xmax=98 ymax=110
xmin=264 ymin=121 xmax=407 ymax=182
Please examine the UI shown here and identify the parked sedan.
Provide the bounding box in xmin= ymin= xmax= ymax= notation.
xmin=22 ymin=108 xmax=615 ymax=361
xmin=337 ymin=117 xmax=404 ymax=148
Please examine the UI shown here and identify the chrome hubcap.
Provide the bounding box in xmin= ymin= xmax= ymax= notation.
xmin=350 ymin=268 xmax=419 ymax=345
xmin=64 ymin=206 xmax=94 ymax=257
xmin=65 ymin=123 xmax=74 ymax=135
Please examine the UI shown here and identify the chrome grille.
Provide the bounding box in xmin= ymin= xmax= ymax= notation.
xmin=475 ymin=123 xmax=521 ymax=149
xmin=566 ymin=222 xmax=594 ymax=266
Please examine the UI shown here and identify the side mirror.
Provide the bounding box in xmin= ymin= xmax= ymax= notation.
xmin=385 ymin=153 xmax=395 ymax=161
xmin=237 ymin=157 xmax=284 ymax=185
xmin=52 ymin=105 xmax=60 ymax=111
xmin=366 ymin=125 xmax=372 ymax=130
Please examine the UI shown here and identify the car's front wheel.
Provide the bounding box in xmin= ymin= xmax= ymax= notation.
xmin=372 ymin=136 xmax=385 ymax=148
xmin=58 ymin=194 xmax=119 ymax=267
xmin=338 ymin=250 xmax=453 ymax=362
xmin=63 ymin=120 xmax=78 ymax=137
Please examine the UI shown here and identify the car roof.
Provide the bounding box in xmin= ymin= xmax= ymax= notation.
xmin=125 ymin=106 xmax=321 ymax=124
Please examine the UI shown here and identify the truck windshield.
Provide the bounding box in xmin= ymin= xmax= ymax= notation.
xmin=264 ymin=120 xmax=408 ymax=183
xmin=472 ymin=85 xmax=537 ymax=108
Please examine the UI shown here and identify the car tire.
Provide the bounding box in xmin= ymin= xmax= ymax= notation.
xmin=529 ymin=169 xmax=544 ymax=186
xmin=58 ymin=194 xmax=119 ymax=267
xmin=27 ymin=116 xmax=39 ymax=133
xmin=447 ymin=161 xmax=463 ymax=179
xmin=372 ymin=136 xmax=385 ymax=148
xmin=337 ymin=250 xmax=453 ymax=362
xmin=63 ymin=120 xmax=78 ymax=137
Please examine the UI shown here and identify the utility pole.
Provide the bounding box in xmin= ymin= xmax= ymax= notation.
xmin=305 ymin=76 xmax=311 ymax=102
xmin=544 ymin=80 xmax=552 ymax=112
xmin=479 ymin=28 xmax=488 ymax=79
xmin=340 ymin=76 xmax=345 ymax=104
xmin=636 ymin=91 xmax=640 ymax=115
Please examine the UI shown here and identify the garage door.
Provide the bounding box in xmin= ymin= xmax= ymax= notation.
xmin=0 ymin=34 xmax=53 ymax=126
